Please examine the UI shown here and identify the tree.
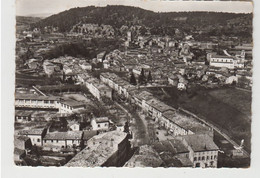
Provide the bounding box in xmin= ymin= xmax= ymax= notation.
xmin=147 ymin=71 xmax=152 ymax=83
xmin=130 ymin=72 xmax=137 ymax=85
xmin=138 ymin=68 xmax=146 ymax=84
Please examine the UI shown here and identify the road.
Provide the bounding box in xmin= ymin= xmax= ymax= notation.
xmin=114 ymin=101 xmax=150 ymax=147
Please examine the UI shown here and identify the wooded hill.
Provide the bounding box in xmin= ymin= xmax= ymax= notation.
xmin=32 ymin=5 xmax=252 ymax=35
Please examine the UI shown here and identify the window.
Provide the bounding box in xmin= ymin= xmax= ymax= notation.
xmin=202 ymin=156 xmax=205 ymax=160
xmin=198 ymin=157 xmax=201 ymax=161
xmin=194 ymin=157 xmax=197 ymax=161
xmin=56 ymin=140 xmax=59 ymax=143
xmin=214 ymin=155 xmax=217 ymax=159
xmin=211 ymin=156 xmax=213 ymax=160
xmin=50 ymin=100 xmax=54 ymax=104
xmin=44 ymin=100 xmax=49 ymax=104
xmin=37 ymin=139 xmax=40 ymax=142
xmin=51 ymin=140 xmax=53 ymax=143
xmin=210 ymin=161 xmax=214 ymax=166
xmin=98 ymin=124 xmax=100 ymax=128
xmin=207 ymin=156 xmax=209 ymax=160
xmin=44 ymin=140 xmax=46 ymax=143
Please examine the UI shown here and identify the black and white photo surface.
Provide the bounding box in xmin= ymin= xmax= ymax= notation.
xmin=14 ymin=0 xmax=253 ymax=168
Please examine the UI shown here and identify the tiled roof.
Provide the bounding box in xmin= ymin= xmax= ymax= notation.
xmin=44 ymin=131 xmax=83 ymax=140
xmin=124 ymin=145 xmax=163 ymax=167
xmin=18 ymin=128 xmax=46 ymax=136
xmin=66 ymin=131 xmax=127 ymax=167
xmin=180 ymin=134 xmax=219 ymax=152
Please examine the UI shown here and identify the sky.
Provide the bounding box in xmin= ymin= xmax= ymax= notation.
xmin=16 ymin=0 xmax=253 ymax=17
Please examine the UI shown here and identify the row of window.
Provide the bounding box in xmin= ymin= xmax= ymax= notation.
xmin=211 ymin=58 xmax=233 ymax=63
xmin=44 ymin=140 xmax=78 ymax=143
xmin=194 ymin=155 xmax=217 ymax=161
xmin=17 ymin=99 xmax=55 ymax=104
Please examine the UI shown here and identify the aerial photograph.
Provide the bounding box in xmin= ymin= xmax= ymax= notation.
xmin=14 ymin=0 xmax=253 ymax=168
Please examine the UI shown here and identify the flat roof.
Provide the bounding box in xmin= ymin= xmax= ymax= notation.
xmin=15 ymin=93 xmax=60 ymax=101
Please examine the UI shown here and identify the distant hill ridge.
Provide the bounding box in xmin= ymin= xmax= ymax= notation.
xmin=31 ymin=5 xmax=252 ymax=33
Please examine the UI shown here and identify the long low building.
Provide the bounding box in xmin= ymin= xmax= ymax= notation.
xmin=15 ymin=93 xmax=86 ymax=114
xmin=15 ymin=93 xmax=60 ymax=109
xmin=65 ymin=131 xmax=131 ymax=167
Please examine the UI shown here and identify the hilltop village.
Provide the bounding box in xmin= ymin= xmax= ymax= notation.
xmin=14 ymin=9 xmax=252 ymax=168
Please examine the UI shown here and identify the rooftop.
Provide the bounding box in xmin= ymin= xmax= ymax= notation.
xmin=124 ymin=145 xmax=163 ymax=168
xmin=44 ymin=131 xmax=83 ymax=140
xmin=82 ymin=130 xmax=98 ymax=141
xmin=18 ymin=128 xmax=46 ymax=136
xmin=66 ymin=131 xmax=127 ymax=167
xmin=15 ymin=93 xmax=60 ymax=101
xmin=95 ymin=117 xmax=109 ymax=123
xmin=179 ymin=134 xmax=219 ymax=152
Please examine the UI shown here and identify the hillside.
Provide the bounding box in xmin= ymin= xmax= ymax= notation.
xmin=32 ymin=5 xmax=252 ymax=35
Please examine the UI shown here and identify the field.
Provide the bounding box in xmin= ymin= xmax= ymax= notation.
xmin=148 ymin=86 xmax=252 ymax=153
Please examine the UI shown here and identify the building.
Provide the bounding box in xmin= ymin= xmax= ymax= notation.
xmin=85 ymin=78 xmax=112 ymax=100
xmin=43 ymin=131 xmax=83 ymax=151
xmin=65 ymin=131 xmax=131 ymax=167
xmin=18 ymin=128 xmax=47 ymax=146
xmin=124 ymin=145 xmax=163 ymax=167
xmin=15 ymin=93 xmax=60 ymax=110
xmin=153 ymin=139 xmax=193 ymax=167
xmin=177 ymin=134 xmax=219 ymax=168
xmin=14 ymin=135 xmax=32 ymax=151
xmin=59 ymin=99 xmax=86 ymax=114
xmin=15 ymin=110 xmax=33 ymax=123
xmin=91 ymin=117 xmax=110 ymax=131
xmin=68 ymin=121 xmax=80 ymax=131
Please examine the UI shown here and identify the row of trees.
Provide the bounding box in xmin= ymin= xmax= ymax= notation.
xmin=130 ymin=68 xmax=152 ymax=85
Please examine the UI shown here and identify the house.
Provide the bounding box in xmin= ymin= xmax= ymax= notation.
xmin=68 ymin=121 xmax=80 ymax=131
xmin=91 ymin=117 xmax=110 ymax=131
xmin=59 ymin=99 xmax=86 ymax=114
xmin=177 ymin=134 xmax=219 ymax=168
xmin=14 ymin=148 xmax=26 ymax=163
xmin=18 ymin=128 xmax=47 ymax=146
xmin=85 ymin=78 xmax=112 ymax=100
xmin=124 ymin=145 xmax=163 ymax=167
xmin=153 ymin=139 xmax=193 ymax=167
xmin=177 ymin=83 xmax=186 ymax=91
xmin=15 ymin=110 xmax=33 ymax=123
xmin=43 ymin=131 xmax=83 ymax=151
xmin=14 ymin=135 xmax=32 ymax=151
xmin=225 ymin=75 xmax=238 ymax=84
xmin=65 ymin=131 xmax=131 ymax=167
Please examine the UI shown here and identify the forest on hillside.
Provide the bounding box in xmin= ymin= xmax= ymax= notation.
xmin=31 ymin=5 xmax=252 ymax=36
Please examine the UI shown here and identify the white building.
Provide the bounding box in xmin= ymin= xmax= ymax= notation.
xmin=59 ymin=99 xmax=86 ymax=114
xmin=18 ymin=128 xmax=47 ymax=146
xmin=15 ymin=94 xmax=60 ymax=109
xmin=43 ymin=131 xmax=83 ymax=151
xmin=91 ymin=117 xmax=110 ymax=131
xmin=177 ymin=134 xmax=219 ymax=168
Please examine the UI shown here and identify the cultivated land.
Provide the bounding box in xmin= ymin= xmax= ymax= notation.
xmin=148 ymin=86 xmax=252 ymax=153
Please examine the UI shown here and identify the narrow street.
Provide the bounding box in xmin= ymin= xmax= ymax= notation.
xmin=114 ymin=102 xmax=150 ymax=147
